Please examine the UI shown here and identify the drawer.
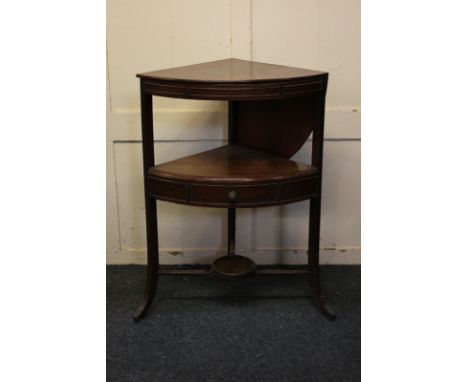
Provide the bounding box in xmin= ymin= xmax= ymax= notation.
xmin=279 ymin=177 xmax=318 ymax=202
xmin=187 ymin=84 xmax=281 ymax=100
xmin=142 ymin=80 xmax=187 ymax=97
xmin=190 ymin=183 xmax=276 ymax=207
xmin=146 ymin=177 xmax=187 ymax=203
xmin=282 ymin=81 xmax=323 ymax=96
xmin=146 ymin=175 xmax=318 ymax=207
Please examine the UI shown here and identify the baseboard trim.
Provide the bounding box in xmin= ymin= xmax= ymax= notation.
xmin=107 ymin=248 xmax=361 ymax=265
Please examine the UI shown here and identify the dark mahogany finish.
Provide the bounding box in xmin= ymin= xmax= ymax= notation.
xmin=236 ymin=95 xmax=323 ymax=158
xmin=148 ymin=144 xmax=317 ymax=183
xmin=146 ymin=145 xmax=319 ymax=208
xmin=133 ymin=58 xmax=335 ymax=322
xmin=137 ymin=59 xmax=326 ymax=102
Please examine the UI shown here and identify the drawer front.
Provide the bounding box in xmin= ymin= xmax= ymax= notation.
xmin=187 ymin=84 xmax=281 ymax=100
xmin=279 ymin=177 xmax=318 ymax=202
xmin=282 ymin=81 xmax=323 ymax=96
xmin=142 ymin=80 xmax=187 ymax=97
xmin=142 ymin=79 xmax=326 ymax=100
xmin=146 ymin=176 xmax=318 ymax=207
xmin=146 ymin=177 xmax=187 ymax=202
xmin=190 ymin=184 xmax=276 ymax=207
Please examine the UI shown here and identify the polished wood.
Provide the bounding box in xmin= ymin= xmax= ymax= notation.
xmin=236 ymin=95 xmax=323 ymax=158
xmin=308 ymin=90 xmax=336 ymax=320
xmin=227 ymin=208 xmax=236 ymax=256
xmin=133 ymin=91 xmax=159 ymax=322
xmin=138 ymin=58 xmax=325 ymax=83
xmin=227 ymin=101 xmax=237 ymax=257
xmin=145 ymin=173 xmax=319 ymax=208
xmin=189 ymin=182 xmax=277 ymax=207
xmin=212 ymin=255 xmax=256 ymax=279
xmin=147 ymin=144 xmax=316 ymax=184
xmin=134 ymin=58 xmax=335 ymax=321
xmin=145 ymin=144 xmax=319 ymax=208
xmin=137 ymin=58 xmax=327 ymax=101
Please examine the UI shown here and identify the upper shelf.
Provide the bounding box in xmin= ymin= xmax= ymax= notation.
xmin=137 ymin=58 xmax=328 ymax=101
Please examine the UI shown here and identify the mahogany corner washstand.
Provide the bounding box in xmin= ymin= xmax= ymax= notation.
xmin=134 ymin=58 xmax=335 ymax=322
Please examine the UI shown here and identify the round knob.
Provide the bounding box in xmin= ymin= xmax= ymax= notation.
xmin=228 ymin=190 xmax=238 ymax=201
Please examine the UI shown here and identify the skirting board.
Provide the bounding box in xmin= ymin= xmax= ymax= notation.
xmin=107 ymin=248 xmax=361 ymax=265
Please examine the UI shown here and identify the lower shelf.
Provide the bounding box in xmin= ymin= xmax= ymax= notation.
xmin=146 ymin=144 xmax=318 ymax=208
xmin=212 ymin=255 xmax=256 ymax=279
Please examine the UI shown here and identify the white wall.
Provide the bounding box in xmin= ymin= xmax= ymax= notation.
xmin=107 ymin=0 xmax=361 ymax=265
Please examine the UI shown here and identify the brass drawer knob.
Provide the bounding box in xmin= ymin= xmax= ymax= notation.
xmin=228 ymin=190 xmax=238 ymax=201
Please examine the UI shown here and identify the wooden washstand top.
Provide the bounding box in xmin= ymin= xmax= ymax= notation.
xmin=137 ymin=58 xmax=327 ymax=101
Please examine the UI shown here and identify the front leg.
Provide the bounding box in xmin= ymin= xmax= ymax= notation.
xmin=308 ymin=196 xmax=336 ymax=320
xmin=133 ymin=197 xmax=159 ymax=322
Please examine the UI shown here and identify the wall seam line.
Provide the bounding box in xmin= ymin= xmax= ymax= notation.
xmin=250 ymin=0 xmax=253 ymax=60
xmin=106 ymin=44 xmax=113 ymax=112
xmin=111 ymin=142 xmax=124 ymax=251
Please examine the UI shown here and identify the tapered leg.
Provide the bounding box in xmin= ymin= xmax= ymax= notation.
xmin=133 ymin=89 xmax=159 ymax=322
xmin=133 ymin=197 xmax=159 ymax=322
xmin=308 ymin=196 xmax=336 ymax=320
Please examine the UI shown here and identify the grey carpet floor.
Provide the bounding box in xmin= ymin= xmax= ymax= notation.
xmin=107 ymin=265 xmax=360 ymax=382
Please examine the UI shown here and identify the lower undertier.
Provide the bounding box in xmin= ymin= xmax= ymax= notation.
xmin=146 ymin=144 xmax=318 ymax=208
